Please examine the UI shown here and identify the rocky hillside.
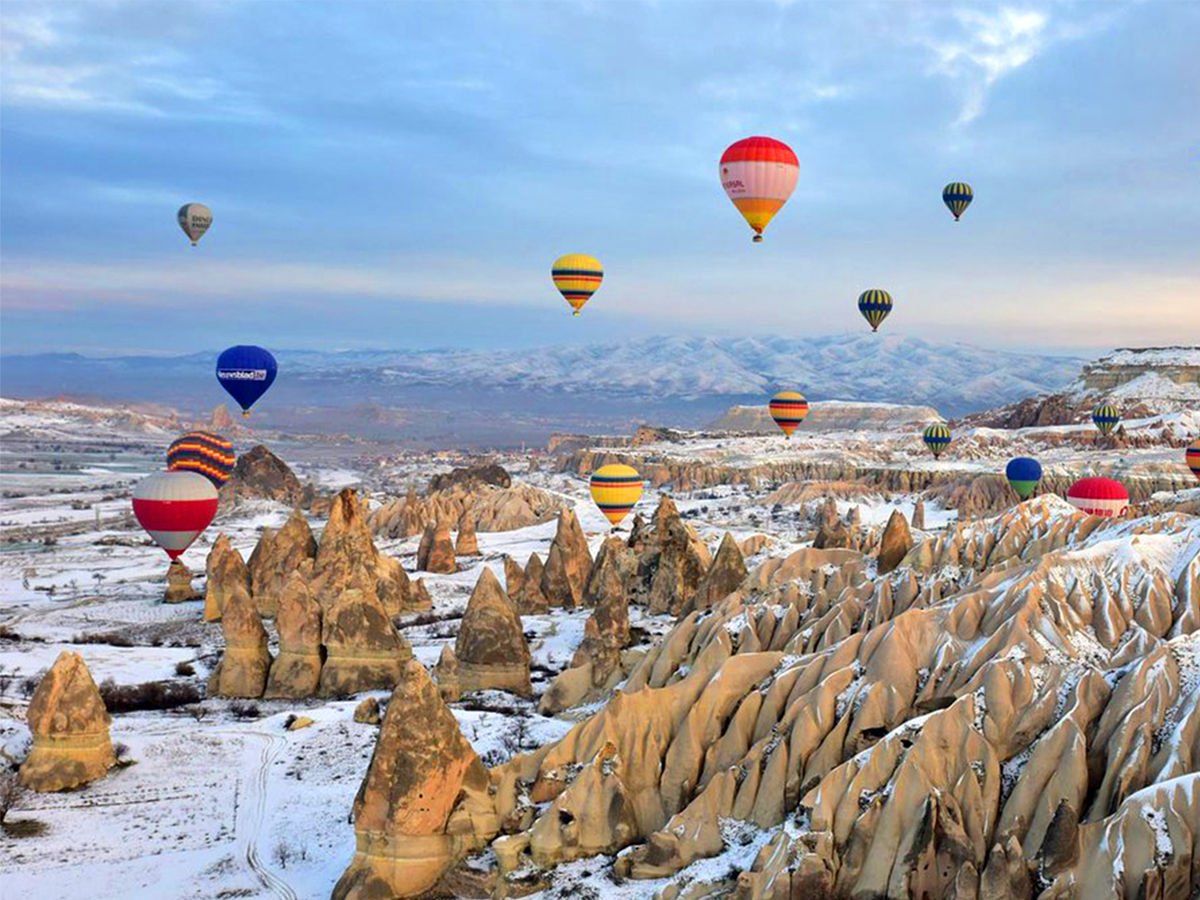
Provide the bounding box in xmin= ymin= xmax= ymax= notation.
xmin=709 ymin=399 xmax=943 ymax=434
xmin=966 ymin=346 xmax=1199 ymax=428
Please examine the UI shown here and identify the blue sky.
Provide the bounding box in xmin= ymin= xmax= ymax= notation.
xmin=1 ymin=0 xmax=1197 ymax=356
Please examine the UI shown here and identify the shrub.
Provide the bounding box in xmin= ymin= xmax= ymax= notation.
xmin=174 ymin=661 xmax=196 ymax=677
xmin=229 ymin=701 xmax=260 ymax=720
xmin=98 ymin=678 xmax=202 ymax=713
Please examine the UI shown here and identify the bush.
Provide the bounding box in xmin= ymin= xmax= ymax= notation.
xmin=229 ymin=701 xmax=260 ymax=720
xmin=74 ymin=631 xmax=136 ymax=648
xmin=98 ymin=678 xmax=202 ymax=713
xmin=174 ymin=661 xmax=196 ymax=677
xmin=0 ymin=772 xmax=20 ymax=825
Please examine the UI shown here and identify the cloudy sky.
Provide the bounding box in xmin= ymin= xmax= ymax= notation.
xmin=1 ymin=0 xmax=1197 ymax=356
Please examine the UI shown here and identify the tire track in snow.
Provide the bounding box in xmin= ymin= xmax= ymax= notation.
xmin=233 ymin=730 xmax=298 ymax=900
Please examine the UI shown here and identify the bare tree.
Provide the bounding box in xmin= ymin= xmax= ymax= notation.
xmin=0 ymin=771 xmax=22 ymax=826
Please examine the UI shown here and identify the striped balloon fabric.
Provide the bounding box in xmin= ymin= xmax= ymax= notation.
xmin=923 ymin=423 xmax=952 ymax=459
xmin=1092 ymin=403 xmax=1121 ymax=435
xmin=768 ymin=390 xmax=809 ymax=438
xmin=858 ymin=289 xmax=893 ymax=332
xmin=551 ymin=254 xmax=604 ymax=316
xmin=1066 ymin=477 xmax=1129 ymax=518
xmin=589 ymin=464 xmax=644 ymax=527
xmin=132 ymin=471 xmax=219 ymax=560
xmin=1187 ymin=439 xmax=1200 ymax=481
xmin=719 ymin=136 xmax=799 ymax=242
xmin=942 ymin=182 xmax=973 ymax=221
xmin=167 ymin=431 xmax=236 ymax=487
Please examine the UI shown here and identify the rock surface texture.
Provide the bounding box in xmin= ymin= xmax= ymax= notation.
xmin=19 ymin=652 xmax=115 ymax=792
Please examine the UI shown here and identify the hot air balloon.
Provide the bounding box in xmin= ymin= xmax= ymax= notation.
xmin=719 ymin=136 xmax=799 ymax=243
xmin=858 ymin=289 xmax=892 ymax=332
xmin=1066 ymin=477 xmax=1128 ymax=518
xmin=942 ymin=182 xmax=973 ymax=221
xmin=590 ymin=464 xmax=644 ymax=527
xmin=132 ymin=471 xmax=219 ymax=559
xmin=923 ymin=423 xmax=951 ymax=459
xmin=768 ymin=390 xmax=809 ymax=438
xmin=177 ymin=203 xmax=212 ymax=246
xmin=1005 ymin=457 xmax=1042 ymax=500
xmin=1092 ymin=404 xmax=1120 ymax=435
xmin=216 ymin=345 xmax=277 ymax=417
xmin=167 ymin=431 xmax=236 ymax=488
xmin=551 ymin=254 xmax=604 ymax=316
xmin=1187 ymin=439 xmax=1200 ymax=482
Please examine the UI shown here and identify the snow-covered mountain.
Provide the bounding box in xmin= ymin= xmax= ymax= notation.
xmin=1 ymin=334 xmax=1083 ymax=419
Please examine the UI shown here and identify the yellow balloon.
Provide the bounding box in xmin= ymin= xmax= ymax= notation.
xmin=552 ymin=254 xmax=603 ymax=316
xmin=589 ymin=464 xmax=643 ymax=526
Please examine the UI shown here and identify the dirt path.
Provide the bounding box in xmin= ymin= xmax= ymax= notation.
xmin=235 ymin=730 xmax=298 ymax=900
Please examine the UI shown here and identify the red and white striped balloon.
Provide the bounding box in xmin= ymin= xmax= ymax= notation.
xmin=132 ymin=471 xmax=219 ymax=559
xmin=1066 ymin=477 xmax=1129 ymax=518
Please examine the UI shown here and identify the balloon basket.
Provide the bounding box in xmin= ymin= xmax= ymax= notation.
xmin=572 ymin=310 xmax=580 ymax=317
xmin=752 ymin=234 xmax=763 ymax=243
xmin=241 ymin=411 xmax=251 ymax=419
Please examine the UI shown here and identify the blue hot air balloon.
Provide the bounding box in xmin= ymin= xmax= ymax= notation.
xmin=216 ymin=345 xmax=277 ymax=417
xmin=1005 ymin=457 xmax=1042 ymax=501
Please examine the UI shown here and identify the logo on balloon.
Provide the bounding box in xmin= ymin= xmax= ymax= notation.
xmin=217 ymin=368 xmax=269 ymax=381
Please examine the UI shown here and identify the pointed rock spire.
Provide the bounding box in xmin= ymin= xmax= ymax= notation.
xmin=503 ymin=554 xmax=526 ymax=600
xmin=455 ymin=511 xmax=480 ymax=556
xmin=264 ymin=571 xmax=324 ymax=699
xmin=207 ymin=580 xmax=272 ymax=698
xmin=540 ymin=508 xmax=592 ymax=608
xmin=313 ymin=489 xmax=414 ymax=615
xmin=332 ymin=660 xmax=492 ymax=900
xmin=164 ymin=558 xmax=199 ymax=603
xmin=514 ymin=553 xmax=549 ymax=614
xmin=204 ymin=533 xmax=249 ymax=622
xmin=878 ymin=508 xmax=914 ymax=574
xmin=417 ymin=520 xmax=457 ymax=574
xmin=688 ymin=532 xmax=748 ymax=614
xmin=912 ymin=499 xmax=927 ymax=531
xmin=446 ymin=567 xmax=531 ymax=698
xmin=318 ymin=588 xmax=413 ymax=697
xmin=247 ymin=509 xmax=316 ymax=616
xmin=19 ymin=651 xmax=114 ymax=792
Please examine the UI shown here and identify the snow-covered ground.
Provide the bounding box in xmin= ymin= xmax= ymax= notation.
xmin=1 ymin=397 xmax=1196 ymax=899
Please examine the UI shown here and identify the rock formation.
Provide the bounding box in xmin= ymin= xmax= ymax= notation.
xmin=332 ymin=660 xmax=496 ymax=899
xmin=437 ymin=568 xmax=531 ymax=699
xmin=686 ymin=532 xmax=747 ymax=614
xmin=646 ymin=518 xmax=710 ymax=616
xmin=247 ymin=510 xmax=316 ymax=617
xmin=503 ymin=555 xmax=526 ymax=601
xmin=353 ymin=696 xmax=382 ymax=725
xmin=370 ymin=480 xmax=566 ymax=539
xmin=163 ymin=559 xmax=199 ymax=603
xmin=263 ymin=572 xmax=324 ymax=699
xmin=876 ymin=507 xmax=914 ymax=574
xmin=318 ymin=588 xmax=413 ymax=697
xmin=204 ymin=533 xmax=250 ymax=622
xmin=311 ymin=489 xmax=418 ymax=615
xmin=411 ymin=577 xmax=434 ymax=610
xmin=18 ymin=652 xmax=114 ymax=792
xmin=454 ymin=511 xmax=479 ymax=556
xmin=540 ymin=537 xmax=633 ymax=714
xmin=207 ymin=581 xmax=272 ymax=698
xmin=539 ymin=509 xmax=592 ymax=608
xmin=429 ymin=462 xmax=512 ymax=492
xmin=219 ymin=444 xmax=312 ymax=508
xmin=355 ymin=497 xmax=1200 ymax=899
xmin=911 ymin=498 xmax=927 ymax=530
xmin=417 ymin=521 xmax=457 ymax=575
xmin=513 ymin=553 xmax=549 ymax=614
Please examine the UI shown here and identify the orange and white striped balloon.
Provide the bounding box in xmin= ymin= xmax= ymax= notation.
xmin=719 ymin=136 xmax=799 ymax=242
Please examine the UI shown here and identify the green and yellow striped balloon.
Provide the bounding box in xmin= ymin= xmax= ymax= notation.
xmin=858 ymin=289 xmax=893 ymax=332
xmin=589 ymin=464 xmax=644 ymax=527
xmin=923 ymin=422 xmax=952 ymax=459
xmin=942 ymin=182 xmax=973 ymax=221
xmin=1092 ymin=404 xmax=1120 ymax=435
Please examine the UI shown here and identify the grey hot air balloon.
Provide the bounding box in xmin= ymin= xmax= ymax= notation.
xmin=177 ymin=202 xmax=213 ymax=246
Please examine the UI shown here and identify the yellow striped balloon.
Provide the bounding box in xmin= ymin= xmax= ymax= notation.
xmin=1092 ymin=403 xmax=1120 ymax=435
xmin=858 ymin=289 xmax=893 ymax=332
xmin=589 ymin=464 xmax=644 ymax=526
xmin=942 ymin=182 xmax=973 ymax=221
xmin=768 ymin=390 xmax=809 ymax=438
xmin=552 ymin=254 xmax=604 ymax=316
xmin=923 ymin=422 xmax=952 ymax=459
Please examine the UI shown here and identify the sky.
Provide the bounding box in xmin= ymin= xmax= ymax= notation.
xmin=1 ymin=0 xmax=1197 ymax=357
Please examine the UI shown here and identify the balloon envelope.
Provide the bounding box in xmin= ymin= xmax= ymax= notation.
xmin=942 ymin=182 xmax=973 ymax=220
xmin=177 ymin=203 xmax=212 ymax=245
xmin=768 ymin=390 xmax=809 ymax=438
xmin=1188 ymin=439 xmax=1200 ymax=482
xmin=589 ymin=464 xmax=644 ymax=527
xmin=1066 ymin=477 xmax=1128 ymax=518
xmin=1092 ymin=404 xmax=1120 ymax=435
xmin=858 ymin=289 xmax=893 ymax=332
xmin=216 ymin=345 xmax=277 ymax=416
xmin=167 ymin=431 xmax=235 ymax=487
xmin=551 ymin=254 xmax=603 ymax=316
xmin=132 ymin=471 xmax=218 ymax=559
xmin=719 ymin=136 xmax=799 ymax=242
xmin=1005 ymin=457 xmax=1042 ymax=500
xmin=923 ymin=423 xmax=952 ymax=459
